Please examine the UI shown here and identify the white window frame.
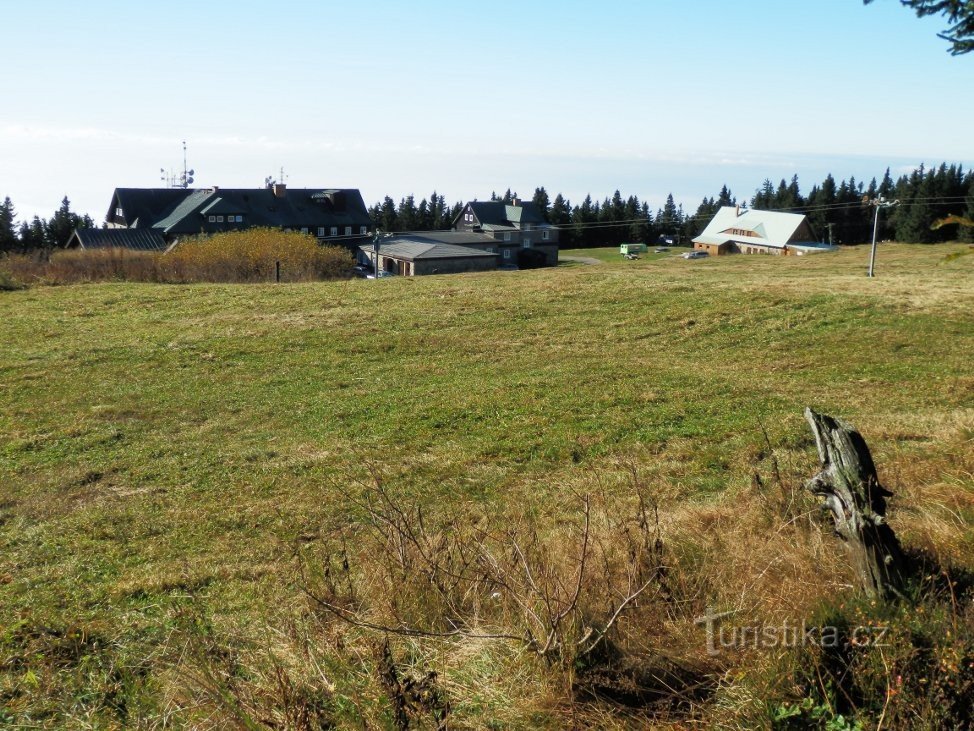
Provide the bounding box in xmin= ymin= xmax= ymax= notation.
xmin=344 ymin=226 xmax=352 ymax=236
xmin=330 ymin=226 xmax=338 ymax=236
xmin=217 ymin=215 xmax=224 ymax=223
xmin=503 ymin=249 xmax=511 ymax=259
xmin=542 ymin=230 xmax=549 ymax=240
xmin=208 ymin=215 xmax=216 ymax=222
xmin=116 ymin=207 xmax=123 ymax=217
xmin=523 ymin=238 xmax=532 ymax=248
xmin=317 ymin=227 xmax=325 ymax=237
xmin=360 ymin=225 xmax=367 ymax=235
xmin=504 ymin=232 xmax=511 ymax=242
xmin=301 ymin=227 xmax=309 ymax=234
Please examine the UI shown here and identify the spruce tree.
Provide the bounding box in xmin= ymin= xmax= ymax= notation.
xmin=19 ymin=216 xmax=46 ymax=250
xmin=0 ymin=197 xmax=16 ymax=253
xmin=549 ymin=194 xmax=571 ymax=226
xmin=717 ymin=185 xmax=736 ymax=207
xmin=45 ymin=196 xmax=91 ymax=248
xmin=531 ymin=187 xmax=550 ymax=221
xmin=378 ymin=196 xmax=398 ymax=232
xmin=752 ymin=179 xmax=775 ymax=209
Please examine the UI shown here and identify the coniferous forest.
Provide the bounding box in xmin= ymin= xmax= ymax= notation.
xmin=2 ymin=162 xmax=972 ymax=253
xmin=364 ymin=162 xmax=974 ymax=249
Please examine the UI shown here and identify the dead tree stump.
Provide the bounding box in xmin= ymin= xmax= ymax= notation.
xmin=804 ymin=408 xmax=906 ymax=600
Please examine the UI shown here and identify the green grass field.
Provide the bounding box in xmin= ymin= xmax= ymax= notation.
xmin=2 ymin=244 xmax=973 ymax=728
xmin=560 ymin=245 xmax=690 ymax=263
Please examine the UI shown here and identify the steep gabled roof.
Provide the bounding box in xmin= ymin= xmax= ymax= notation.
xmin=692 ymin=206 xmax=814 ymax=249
xmin=459 ymin=201 xmax=546 ymax=228
xmin=110 ymin=188 xmax=195 ymax=229
xmin=108 ymin=187 xmax=372 ymax=237
xmin=66 ymin=228 xmax=169 ymax=251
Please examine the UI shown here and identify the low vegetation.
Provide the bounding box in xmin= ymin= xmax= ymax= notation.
xmin=1 ymin=244 xmax=972 ymax=727
xmin=0 ymin=228 xmax=354 ymax=286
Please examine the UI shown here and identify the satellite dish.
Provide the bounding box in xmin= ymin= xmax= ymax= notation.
xmin=188 ymin=169 xmax=195 ymax=176
xmin=160 ymin=168 xmax=165 ymax=174
xmin=187 ymin=177 xmax=194 ymax=185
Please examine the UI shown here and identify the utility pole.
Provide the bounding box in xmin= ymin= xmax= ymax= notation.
xmin=825 ymin=222 xmax=834 ymax=246
xmin=867 ymin=197 xmax=899 ymax=278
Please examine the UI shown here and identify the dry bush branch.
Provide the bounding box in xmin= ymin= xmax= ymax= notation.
xmin=300 ymin=464 xmax=674 ymax=671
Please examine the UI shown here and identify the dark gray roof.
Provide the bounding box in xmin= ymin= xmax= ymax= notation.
xmin=66 ymin=228 xmax=169 ymax=251
xmin=110 ymin=188 xmax=193 ymax=229
xmin=360 ymin=237 xmax=497 ymax=261
xmin=110 ymin=187 xmax=371 ymax=238
xmin=459 ymin=201 xmax=546 ymax=228
xmin=380 ymin=231 xmax=499 ymax=246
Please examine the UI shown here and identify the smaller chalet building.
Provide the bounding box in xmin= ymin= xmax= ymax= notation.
xmin=692 ymin=206 xmax=832 ymax=256
xmin=68 ymin=184 xmax=372 ymax=249
xmin=356 ymin=200 xmax=561 ymax=277
xmin=453 ymin=199 xmax=558 ymax=267
xmin=359 ymin=233 xmax=498 ymax=276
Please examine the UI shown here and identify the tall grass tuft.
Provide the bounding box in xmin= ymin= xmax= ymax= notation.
xmin=0 ymin=229 xmax=354 ymax=285
xmin=165 ymin=228 xmax=354 ymax=283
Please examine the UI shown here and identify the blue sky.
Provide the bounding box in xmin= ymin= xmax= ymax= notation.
xmin=1 ymin=0 xmax=972 ymax=222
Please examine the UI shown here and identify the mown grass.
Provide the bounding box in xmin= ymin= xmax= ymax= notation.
xmin=559 ymin=245 xmax=690 ymax=264
xmin=1 ymin=243 xmax=972 ymax=727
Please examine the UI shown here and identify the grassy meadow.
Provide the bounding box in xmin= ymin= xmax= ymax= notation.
xmin=1 ymin=243 xmax=973 ymax=728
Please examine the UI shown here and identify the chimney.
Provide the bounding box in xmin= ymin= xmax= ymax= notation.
xmin=212 ymin=185 xmax=219 ymax=193
xmin=735 ymin=205 xmax=740 ymax=217
xmin=511 ymin=197 xmax=520 ymax=207
xmin=272 ymin=183 xmax=287 ymax=199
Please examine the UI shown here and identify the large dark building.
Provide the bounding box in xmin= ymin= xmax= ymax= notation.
xmin=68 ymin=184 xmax=372 ymax=249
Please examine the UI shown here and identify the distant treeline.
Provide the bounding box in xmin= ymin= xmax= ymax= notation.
xmin=366 ymin=162 xmax=974 ymax=247
xmin=0 ymin=196 xmax=95 ymax=253
xmin=2 ymin=162 xmax=971 ymax=254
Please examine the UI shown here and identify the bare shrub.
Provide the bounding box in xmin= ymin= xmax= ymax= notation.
xmin=293 ymin=462 xmax=717 ymax=720
xmin=164 ymin=228 xmax=354 ymax=283
xmin=0 ymin=229 xmax=354 ymax=285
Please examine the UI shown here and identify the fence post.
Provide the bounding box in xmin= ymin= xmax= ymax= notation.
xmin=275 ymin=260 xmax=280 ymax=283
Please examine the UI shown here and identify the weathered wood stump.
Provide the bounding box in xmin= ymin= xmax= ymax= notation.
xmin=804 ymin=408 xmax=906 ymax=600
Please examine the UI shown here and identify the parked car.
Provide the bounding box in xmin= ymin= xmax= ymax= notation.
xmin=681 ymin=250 xmax=709 ymax=259
xmin=352 ymin=264 xmax=373 ymax=278
xmin=366 ymin=270 xmax=396 ymax=279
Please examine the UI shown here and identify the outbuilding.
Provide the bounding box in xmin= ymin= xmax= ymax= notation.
xmin=359 ymin=236 xmax=498 ymax=276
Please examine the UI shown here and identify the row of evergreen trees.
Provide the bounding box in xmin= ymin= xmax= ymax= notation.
xmin=367 ymin=162 xmax=974 ymax=248
xmin=0 ymin=196 xmax=95 ymax=253
xmin=3 ymin=162 xmax=971 ymax=253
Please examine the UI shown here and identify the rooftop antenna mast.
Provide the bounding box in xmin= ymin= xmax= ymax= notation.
xmin=159 ymin=141 xmax=195 ymax=188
